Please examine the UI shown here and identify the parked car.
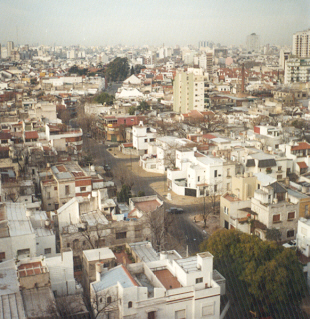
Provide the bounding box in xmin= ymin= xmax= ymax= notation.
xmin=283 ymin=240 xmax=297 ymax=249
xmin=166 ymin=207 xmax=184 ymax=214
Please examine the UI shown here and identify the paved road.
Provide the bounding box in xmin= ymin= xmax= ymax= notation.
xmin=83 ymin=137 xmax=206 ymax=255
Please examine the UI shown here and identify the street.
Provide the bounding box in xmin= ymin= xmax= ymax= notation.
xmin=83 ymin=137 xmax=206 ymax=255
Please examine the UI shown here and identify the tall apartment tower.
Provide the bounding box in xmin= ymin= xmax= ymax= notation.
xmin=246 ymin=33 xmax=260 ymax=52
xmin=173 ymin=69 xmax=205 ymax=114
xmin=293 ymin=29 xmax=310 ymax=58
xmin=7 ymin=41 xmax=14 ymax=57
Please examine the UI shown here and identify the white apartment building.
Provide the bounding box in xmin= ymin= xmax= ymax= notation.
xmin=293 ymin=29 xmax=310 ymax=58
xmin=90 ymin=252 xmax=223 ymax=319
xmin=284 ymin=57 xmax=310 ymax=84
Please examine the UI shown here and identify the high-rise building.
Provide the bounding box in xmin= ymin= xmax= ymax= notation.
xmin=7 ymin=41 xmax=14 ymax=57
xmin=173 ymin=69 xmax=205 ymax=113
xmin=246 ymin=33 xmax=260 ymax=52
xmin=279 ymin=49 xmax=291 ymax=69
xmin=293 ymin=29 xmax=310 ymax=58
xmin=284 ymin=57 xmax=310 ymax=84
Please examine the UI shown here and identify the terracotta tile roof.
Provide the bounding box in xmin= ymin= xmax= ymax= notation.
xmin=297 ymin=162 xmax=308 ymax=169
xmin=25 ymin=131 xmax=39 ymax=139
xmin=0 ymin=132 xmax=12 ymax=140
xmin=291 ymin=142 xmax=310 ymax=151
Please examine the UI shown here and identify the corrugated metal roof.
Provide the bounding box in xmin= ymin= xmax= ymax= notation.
xmin=92 ymin=265 xmax=138 ymax=292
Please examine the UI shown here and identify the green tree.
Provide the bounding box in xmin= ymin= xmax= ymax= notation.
xmin=68 ymin=65 xmax=88 ymax=76
xmin=93 ymin=92 xmax=114 ymax=105
xmin=137 ymin=191 xmax=145 ymax=197
xmin=266 ymin=227 xmax=282 ymax=242
xmin=104 ymin=57 xmax=129 ymax=82
xmin=117 ymin=184 xmax=132 ymax=204
xmin=137 ymin=101 xmax=150 ymax=112
xmin=134 ymin=64 xmax=146 ymax=74
xmin=128 ymin=106 xmax=136 ymax=115
xmin=200 ymin=229 xmax=307 ymax=318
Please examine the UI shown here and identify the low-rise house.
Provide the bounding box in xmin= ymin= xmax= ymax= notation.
xmin=0 ymin=202 xmax=56 ymax=262
xmin=82 ymin=247 xmax=116 ymax=297
xmin=45 ymin=123 xmax=83 ymax=153
xmin=40 ymin=161 xmax=92 ymax=211
xmin=297 ymin=218 xmax=310 ymax=257
xmin=132 ymin=122 xmax=156 ymax=155
xmin=90 ymin=252 xmax=224 ymax=319
xmin=167 ymin=148 xmax=237 ymax=197
xmin=251 ymin=182 xmax=299 ymax=240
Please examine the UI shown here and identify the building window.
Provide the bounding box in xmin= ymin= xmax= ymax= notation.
xmin=17 ymin=248 xmax=30 ymax=256
xmin=202 ymin=304 xmax=214 ymax=316
xmin=287 ymin=230 xmax=295 ymax=238
xmin=54 ymin=186 xmax=57 ymax=190
xmin=44 ymin=248 xmax=51 ymax=255
xmin=198 ymin=176 xmax=200 ymax=182
xmin=288 ymin=212 xmax=295 ymax=220
xmin=128 ymin=301 xmax=132 ymax=308
xmin=47 ymin=192 xmax=51 ymax=199
xmin=116 ymin=232 xmax=127 ymax=239
xmin=214 ymin=170 xmax=217 ymax=177
xmin=80 ymin=186 xmax=86 ymax=192
xmin=148 ymin=311 xmax=156 ymax=319
xmin=175 ymin=309 xmax=186 ymax=319
xmin=273 ymin=214 xmax=280 ymax=223
xmin=107 ymin=296 xmax=112 ymax=304
xmin=65 ymin=185 xmax=70 ymax=195
xmin=223 ymin=206 xmax=229 ymax=215
xmin=67 ymin=243 xmax=70 ymax=248
xmin=214 ymin=185 xmax=217 ymax=192
xmin=278 ymin=166 xmax=282 ymax=171
xmin=0 ymin=252 xmax=5 ymax=261
xmin=196 ymin=277 xmax=203 ymax=284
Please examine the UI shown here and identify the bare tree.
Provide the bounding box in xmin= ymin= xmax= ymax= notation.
xmin=145 ymin=206 xmax=184 ymax=252
xmin=112 ymin=163 xmax=135 ymax=189
xmin=201 ymin=183 xmax=221 ymax=228
xmin=91 ymin=289 xmax=119 ymax=319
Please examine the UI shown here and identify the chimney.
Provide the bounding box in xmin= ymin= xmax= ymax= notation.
xmin=241 ymin=64 xmax=245 ymax=93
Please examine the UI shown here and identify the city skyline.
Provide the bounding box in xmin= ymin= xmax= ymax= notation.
xmin=0 ymin=0 xmax=309 ymax=47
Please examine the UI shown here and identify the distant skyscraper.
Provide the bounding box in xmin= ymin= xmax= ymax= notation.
xmin=246 ymin=33 xmax=260 ymax=52
xmin=198 ymin=41 xmax=207 ymax=48
xmin=293 ymin=29 xmax=310 ymax=58
xmin=7 ymin=41 xmax=14 ymax=57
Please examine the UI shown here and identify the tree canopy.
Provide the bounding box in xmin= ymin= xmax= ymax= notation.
xmin=200 ymin=229 xmax=307 ymax=318
xmin=137 ymin=101 xmax=150 ymax=112
xmin=68 ymin=65 xmax=88 ymax=76
xmin=93 ymin=92 xmax=114 ymax=105
xmin=104 ymin=57 xmax=129 ymax=82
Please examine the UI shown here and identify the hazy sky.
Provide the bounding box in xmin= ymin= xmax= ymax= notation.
xmin=0 ymin=0 xmax=309 ymax=47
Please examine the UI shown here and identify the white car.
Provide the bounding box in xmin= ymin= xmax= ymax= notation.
xmin=283 ymin=240 xmax=297 ymax=249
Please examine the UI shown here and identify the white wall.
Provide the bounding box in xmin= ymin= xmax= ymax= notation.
xmin=46 ymin=250 xmax=76 ymax=295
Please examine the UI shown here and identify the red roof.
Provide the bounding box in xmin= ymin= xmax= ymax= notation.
xmin=25 ymin=131 xmax=39 ymax=139
xmin=0 ymin=132 xmax=12 ymax=140
xmin=297 ymin=162 xmax=308 ymax=169
xmin=291 ymin=142 xmax=310 ymax=151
